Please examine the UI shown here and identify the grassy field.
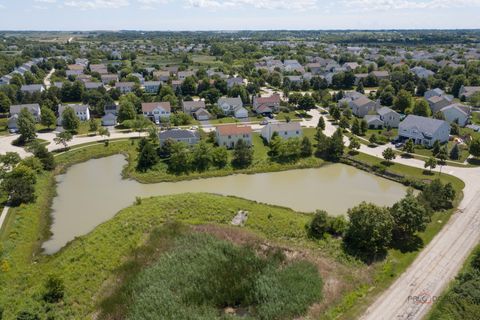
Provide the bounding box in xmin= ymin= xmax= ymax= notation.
xmin=0 ymin=192 xmax=368 ymax=319
xmin=0 ymin=128 xmax=468 ymax=319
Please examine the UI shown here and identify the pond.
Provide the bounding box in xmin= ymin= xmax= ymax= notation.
xmin=42 ymin=155 xmax=409 ymax=254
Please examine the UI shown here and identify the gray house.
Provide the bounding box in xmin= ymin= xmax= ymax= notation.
xmin=440 ymin=104 xmax=471 ymax=127
xmin=101 ymin=113 xmax=117 ymax=126
xmin=377 ymin=107 xmax=401 ymax=128
xmin=398 ymin=115 xmax=450 ymax=147
xmin=10 ymin=103 xmax=41 ymax=121
xmin=349 ymin=96 xmax=378 ymax=118
xmin=159 ymin=129 xmax=200 ymax=146
xmin=217 ymin=97 xmax=248 ymax=118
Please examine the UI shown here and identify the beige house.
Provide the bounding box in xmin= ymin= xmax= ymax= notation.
xmin=216 ymin=125 xmax=253 ymax=149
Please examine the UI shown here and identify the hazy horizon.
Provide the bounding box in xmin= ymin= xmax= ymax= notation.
xmin=1 ymin=0 xmax=480 ymax=30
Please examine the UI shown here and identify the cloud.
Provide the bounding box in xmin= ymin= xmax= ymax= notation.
xmin=34 ymin=0 xmax=57 ymax=3
xmin=342 ymin=0 xmax=480 ymax=11
xmin=64 ymin=0 xmax=130 ymax=9
xmin=186 ymin=0 xmax=317 ymax=10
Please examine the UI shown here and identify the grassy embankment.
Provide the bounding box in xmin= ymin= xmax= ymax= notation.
xmin=0 ymin=128 xmax=466 ymax=319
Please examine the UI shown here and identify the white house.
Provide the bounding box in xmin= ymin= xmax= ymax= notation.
xmin=217 ymin=97 xmax=248 ymax=118
xmin=440 ymin=104 xmax=471 ymax=127
xmin=144 ymin=81 xmax=161 ymax=94
xmin=261 ymin=122 xmax=302 ymax=143
xmin=141 ymin=102 xmax=171 ymax=124
xmin=21 ymin=84 xmax=45 ymax=94
xmin=377 ymin=107 xmax=401 ymax=128
xmin=115 ymin=82 xmax=135 ymax=94
xmin=398 ymin=115 xmax=450 ymax=147
xmin=216 ymin=125 xmax=253 ymax=149
xmin=57 ymin=104 xmax=90 ymax=125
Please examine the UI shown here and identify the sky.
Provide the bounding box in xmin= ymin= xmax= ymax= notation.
xmin=0 ymin=0 xmax=480 ymax=30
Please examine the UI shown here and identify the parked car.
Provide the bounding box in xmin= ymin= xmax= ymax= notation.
xmin=260 ymin=120 xmax=269 ymax=125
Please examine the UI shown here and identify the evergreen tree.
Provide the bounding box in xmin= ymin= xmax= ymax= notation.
xmin=232 ymin=139 xmax=253 ymax=168
xmin=136 ymin=140 xmax=158 ymax=172
xmin=317 ymin=116 xmax=325 ymax=131
xmin=450 ymin=143 xmax=460 ymax=160
xmin=300 ymin=136 xmax=313 ymax=157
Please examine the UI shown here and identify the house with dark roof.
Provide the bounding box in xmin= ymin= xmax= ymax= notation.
xmin=159 ymin=129 xmax=200 ymax=146
xmin=377 ymin=107 xmax=401 ymax=128
xmin=9 ymin=104 xmax=41 ymax=121
xmin=427 ymin=95 xmax=453 ymax=114
xmin=440 ymin=104 xmax=471 ymax=126
xmin=227 ymin=77 xmax=244 ymax=88
xmin=398 ymin=115 xmax=450 ymax=146
xmin=364 ymin=115 xmax=384 ymax=129
xmin=459 ymin=86 xmax=480 ymax=100
xmin=349 ymin=96 xmax=378 ymax=118
xmin=101 ymin=113 xmax=117 ymax=126
xmin=144 ymin=81 xmax=161 ymax=94
xmin=216 ymin=125 xmax=253 ymax=149
xmin=253 ymin=94 xmax=281 ymax=115
xmin=21 ymin=84 xmax=44 ymax=94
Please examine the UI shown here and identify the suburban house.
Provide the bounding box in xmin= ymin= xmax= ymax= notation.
xmin=159 ymin=129 xmax=200 ymax=146
xmin=261 ymin=122 xmax=302 ymax=143
xmin=428 ymin=95 xmax=454 ymax=114
xmin=144 ymin=81 xmax=161 ymax=94
xmin=101 ymin=113 xmax=117 ymax=126
xmin=227 ymin=77 xmax=244 ymax=88
xmin=182 ymin=100 xmax=206 ymax=115
xmin=178 ymin=71 xmax=195 ymax=81
xmin=115 ymin=82 xmax=135 ymax=94
xmin=370 ymin=70 xmax=390 ymax=81
xmin=9 ymin=103 xmax=41 ymax=120
xmin=411 ymin=66 xmax=435 ymax=79
xmin=252 ymin=94 xmax=281 ymax=115
xmin=424 ymin=88 xmax=446 ymax=100
xmin=398 ymin=115 xmax=450 ymax=146
xmin=377 ymin=107 xmax=401 ymax=128
xmin=364 ymin=115 xmax=385 ymax=129
xmin=153 ymin=70 xmax=170 ymax=83
xmin=57 ymin=104 xmax=90 ymax=125
xmin=439 ymin=104 xmax=471 ymax=126
xmin=458 ymin=86 xmax=480 ymax=100
xmin=141 ymin=102 xmax=171 ymax=124
xmin=21 ymin=84 xmax=45 ymax=94
xmin=217 ymin=97 xmax=248 ymax=118
xmin=194 ymin=108 xmax=211 ymax=121
xmin=104 ymin=104 xmax=119 ymax=115
xmin=349 ymin=96 xmax=378 ymax=118
xmin=84 ymin=82 xmax=103 ymax=90
xmin=343 ymin=62 xmax=360 ymax=71
xmin=8 ymin=104 xmax=41 ymax=130
xmin=216 ymin=125 xmax=253 ymax=149
xmin=101 ymin=74 xmax=118 ymax=85
xmin=171 ymin=80 xmax=183 ymax=91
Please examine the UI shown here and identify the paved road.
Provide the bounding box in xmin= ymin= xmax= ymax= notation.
xmin=320 ymin=113 xmax=480 ymax=320
xmin=1 ymin=109 xmax=479 ymax=320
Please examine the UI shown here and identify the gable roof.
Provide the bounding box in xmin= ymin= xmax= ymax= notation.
xmin=217 ymin=125 xmax=252 ymax=136
xmin=142 ymin=102 xmax=171 ymax=113
xmin=159 ymin=129 xmax=199 ymax=140
xmin=183 ymin=100 xmax=206 ymax=110
xmin=218 ymin=97 xmax=243 ymax=107
xmin=10 ymin=104 xmax=41 ymax=115
xmin=267 ymin=122 xmax=302 ymax=132
xmin=400 ymin=115 xmax=449 ymax=135
xmin=58 ymin=104 xmax=89 ymax=114
xmin=377 ymin=107 xmax=398 ymax=117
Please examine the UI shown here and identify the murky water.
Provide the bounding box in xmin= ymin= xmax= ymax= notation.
xmin=42 ymin=155 xmax=408 ymax=254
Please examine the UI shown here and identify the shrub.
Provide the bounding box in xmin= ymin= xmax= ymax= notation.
xmin=42 ymin=275 xmax=65 ymax=303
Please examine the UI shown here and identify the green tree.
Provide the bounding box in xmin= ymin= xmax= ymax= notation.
xmin=351 ymin=118 xmax=361 ymax=135
xmin=54 ymin=131 xmax=73 ymax=149
xmin=317 ymin=116 xmax=325 ymax=131
xmin=327 ymin=128 xmax=344 ymax=162
xmin=360 ymin=119 xmax=368 ymax=135
xmin=118 ymin=101 xmax=136 ymax=123
xmin=424 ymin=157 xmax=437 ymax=173
xmin=0 ymin=91 xmax=11 ymax=113
xmin=40 ymin=107 xmax=56 ymax=129
xmin=89 ymin=118 xmax=98 ymax=134
xmin=344 ymin=202 xmax=394 ymax=260
xmin=1 ymin=165 xmax=36 ymax=206
xmin=168 ymin=142 xmax=191 ymax=173
xmin=432 ymin=140 xmax=441 ymax=156
xmin=43 ymin=274 xmax=65 ymax=303
xmin=232 ymin=139 xmax=253 ymax=168
xmin=390 ymin=191 xmax=430 ymax=240
xmin=412 ymin=99 xmax=430 ymax=117
xmin=181 ymin=76 xmax=197 ymax=96
xmin=330 ymin=106 xmax=341 ymax=122
xmin=420 ymin=179 xmax=456 ymax=211
xmin=29 ymin=142 xmax=55 ymax=171
xmin=307 ymin=210 xmax=329 ymax=239
xmin=137 ymin=140 xmax=158 ymax=172
xmin=98 ymin=127 xmax=110 ymax=140
xmin=369 ymin=133 xmax=378 ymax=145
xmin=450 ymin=143 xmax=460 ymax=160
xmin=61 ymin=106 xmax=80 ymax=132
xmin=348 ymin=137 xmax=361 ymax=154
xmin=469 ymin=139 xmax=480 ymax=158
xmin=192 ymin=141 xmax=212 ymax=172
xmin=300 ymin=136 xmax=313 ymax=157
xmin=211 ymin=146 xmax=228 ymax=168
xmin=382 ymin=147 xmax=396 ymax=164
xmin=0 ymin=152 xmax=21 ymax=172
xmin=298 ymin=94 xmax=316 ymax=110
xmin=393 ymin=90 xmax=412 ymax=113
xmin=339 ymin=116 xmax=350 ymax=129
xmin=17 ymin=108 xmax=37 ymax=143
xmin=314 ymin=129 xmax=329 ymax=157
xmin=403 ymin=139 xmax=415 ymax=155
